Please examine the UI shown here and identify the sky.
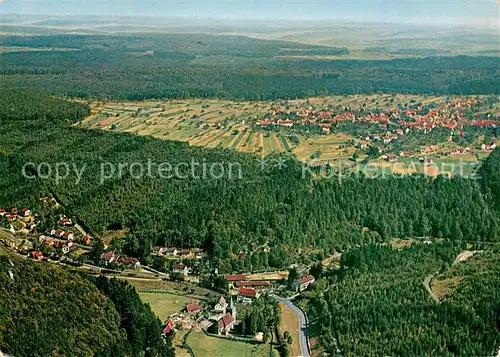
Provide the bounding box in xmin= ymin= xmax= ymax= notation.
xmin=1 ymin=0 xmax=499 ymax=25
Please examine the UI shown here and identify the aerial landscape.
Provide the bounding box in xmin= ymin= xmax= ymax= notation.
xmin=0 ymin=1 xmax=499 ymax=357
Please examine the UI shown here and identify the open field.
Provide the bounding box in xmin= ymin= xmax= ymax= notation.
xmin=431 ymin=252 xmax=500 ymax=301
xmin=0 ymin=245 xmax=9 ymax=256
xmin=278 ymin=303 xmax=302 ymax=357
xmin=138 ymin=292 xmax=198 ymax=320
xmin=187 ymin=331 xmax=271 ymax=357
xmin=246 ymin=271 xmax=289 ymax=281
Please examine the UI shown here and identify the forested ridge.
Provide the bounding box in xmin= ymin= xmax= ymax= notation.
xmin=307 ymin=243 xmax=500 ymax=357
xmin=1 ymin=34 xmax=499 ymax=100
xmin=0 ymin=256 xmax=173 ymax=357
xmin=479 ymin=147 xmax=500 ymax=211
xmin=0 ymin=89 xmax=498 ymax=272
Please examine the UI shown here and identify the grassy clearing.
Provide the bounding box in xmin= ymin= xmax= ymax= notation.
xmin=187 ymin=331 xmax=270 ymax=357
xmin=0 ymin=245 xmax=9 ymax=256
xmin=278 ymin=303 xmax=302 ymax=357
xmin=138 ymin=292 xmax=199 ymax=320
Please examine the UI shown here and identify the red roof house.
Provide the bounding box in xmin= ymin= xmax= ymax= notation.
xmin=163 ymin=319 xmax=174 ymax=335
xmin=30 ymin=251 xmax=44 ymax=261
xmin=293 ymin=275 xmax=316 ymax=292
xmin=237 ymin=287 xmax=258 ymax=302
xmin=224 ymin=274 xmax=247 ymax=281
xmin=216 ymin=314 xmax=235 ymax=335
xmin=185 ymin=303 xmax=201 ymax=313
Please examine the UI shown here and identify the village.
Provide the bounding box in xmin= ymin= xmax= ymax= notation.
xmin=256 ymin=97 xmax=498 ymax=156
xmin=0 ymin=199 xmax=320 ymax=357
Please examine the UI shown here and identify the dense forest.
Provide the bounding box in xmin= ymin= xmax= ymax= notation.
xmin=0 ymin=256 xmax=173 ymax=356
xmin=307 ymin=243 xmax=500 ymax=356
xmin=0 ymin=89 xmax=498 ymax=273
xmin=479 ymin=147 xmax=500 ymax=211
xmin=0 ymin=34 xmax=499 ymax=100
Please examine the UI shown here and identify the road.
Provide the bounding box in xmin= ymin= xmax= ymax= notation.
xmin=423 ymin=274 xmax=440 ymax=303
xmin=273 ymin=295 xmax=310 ymax=357
xmin=424 ymin=250 xmax=482 ymax=304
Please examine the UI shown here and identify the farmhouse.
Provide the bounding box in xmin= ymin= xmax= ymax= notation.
xmin=0 ymin=208 xmax=5 ymax=216
xmin=225 ymin=274 xmax=246 ymax=282
xmin=152 ymin=246 xmax=167 ymax=255
xmin=165 ymin=248 xmax=178 ymax=256
xmin=172 ymin=264 xmax=189 ymax=276
xmin=162 ymin=319 xmax=174 ymax=335
xmin=30 ymin=251 xmax=45 ymax=261
xmin=51 ymin=229 xmax=63 ymax=238
xmin=59 ymin=216 xmax=73 ymax=226
xmin=100 ymin=251 xmax=118 ymax=264
xmin=185 ymin=303 xmax=201 ymax=314
xmin=20 ymin=208 xmax=31 ymax=217
xmin=293 ymin=275 xmax=315 ymax=292
xmin=237 ymin=287 xmax=258 ymax=303
xmin=195 ymin=248 xmax=207 ymax=259
xmin=62 ymin=232 xmax=74 ymax=241
xmin=118 ymin=256 xmax=140 ymax=267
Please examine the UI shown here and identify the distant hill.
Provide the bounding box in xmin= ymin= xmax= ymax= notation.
xmin=0 ymin=34 xmax=498 ymax=100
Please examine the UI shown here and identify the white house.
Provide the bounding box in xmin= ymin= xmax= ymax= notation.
xmin=214 ymin=296 xmax=228 ymax=314
xmin=293 ymin=275 xmax=315 ymax=292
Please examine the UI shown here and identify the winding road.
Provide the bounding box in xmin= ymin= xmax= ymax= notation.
xmin=273 ymin=295 xmax=310 ymax=357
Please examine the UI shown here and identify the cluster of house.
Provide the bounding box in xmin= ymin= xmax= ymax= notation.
xmin=99 ymin=251 xmax=141 ymax=268
xmin=152 ymin=246 xmax=207 ymax=259
xmin=39 ymin=235 xmax=75 ymax=254
xmin=256 ymin=98 xmax=498 ymax=138
xmin=49 ymin=229 xmax=75 ymax=241
xmin=162 ymin=296 xmax=237 ymax=337
xmin=0 ymin=207 xmax=32 ymax=222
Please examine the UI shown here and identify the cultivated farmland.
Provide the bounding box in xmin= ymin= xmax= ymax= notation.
xmin=79 ymin=94 xmax=498 ymax=177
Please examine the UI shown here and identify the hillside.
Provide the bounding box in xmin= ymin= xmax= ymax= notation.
xmin=1 ymin=89 xmax=498 ymax=272
xmin=0 ymin=255 xmax=174 ymax=357
xmin=306 ymin=243 xmax=500 ymax=356
xmin=0 ymin=256 xmax=125 ymax=356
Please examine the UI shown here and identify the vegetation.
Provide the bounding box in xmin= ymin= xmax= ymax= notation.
xmin=239 ymin=295 xmax=281 ymax=336
xmin=479 ymin=147 xmax=500 ymax=210
xmin=0 ymin=256 xmax=125 ymax=356
xmin=1 ymin=89 xmax=498 ymax=274
xmin=308 ymin=243 xmax=500 ymax=356
xmin=1 ymin=34 xmax=499 ymax=100
xmin=92 ymin=276 xmax=175 ymax=357
xmin=0 ymin=256 xmax=174 ymax=357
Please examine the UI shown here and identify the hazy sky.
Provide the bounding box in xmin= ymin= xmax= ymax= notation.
xmin=1 ymin=0 xmax=499 ymax=25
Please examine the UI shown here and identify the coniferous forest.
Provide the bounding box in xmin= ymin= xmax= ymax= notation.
xmin=307 ymin=243 xmax=500 ymax=357
xmin=0 ymin=256 xmax=174 ymax=357
xmin=0 ymin=34 xmax=499 ymax=100
xmin=0 ymin=89 xmax=498 ymax=268
xmin=0 ymin=41 xmax=499 ymax=356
